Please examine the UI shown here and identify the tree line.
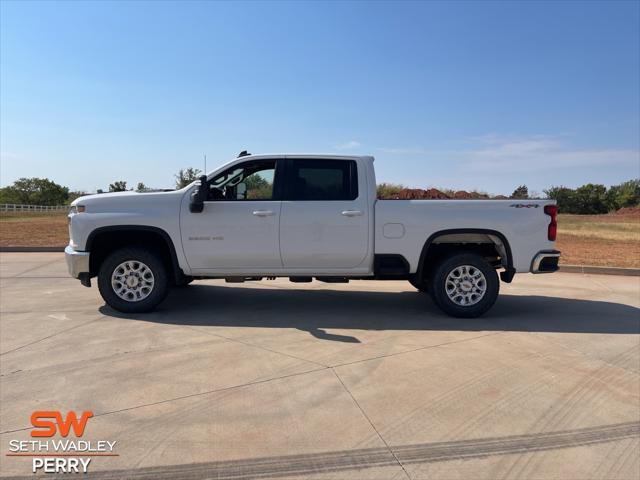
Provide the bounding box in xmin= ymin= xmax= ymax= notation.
xmin=376 ymin=180 xmax=639 ymax=214
xmin=1 ymin=170 xmax=638 ymax=215
xmin=543 ymin=180 xmax=639 ymax=214
xmin=0 ymin=168 xmax=204 ymax=205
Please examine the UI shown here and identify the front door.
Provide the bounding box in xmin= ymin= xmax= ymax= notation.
xmin=181 ymin=159 xmax=283 ymax=270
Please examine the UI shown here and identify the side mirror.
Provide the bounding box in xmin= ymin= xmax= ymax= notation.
xmin=189 ymin=175 xmax=208 ymax=213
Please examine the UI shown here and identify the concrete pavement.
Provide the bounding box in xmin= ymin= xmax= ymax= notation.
xmin=0 ymin=252 xmax=638 ymax=479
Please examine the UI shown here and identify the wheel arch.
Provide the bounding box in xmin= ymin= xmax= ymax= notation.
xmin=86 ymin=225 xmax=184 ymax=283
xmin=416 ymin=228 xmax=515 ymax=283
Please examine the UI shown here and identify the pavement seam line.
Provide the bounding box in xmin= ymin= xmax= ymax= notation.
xmin=529 ymin=332 xmax=640 ymax=377
xmin=331 ymin=368 xmax=413 ymax=480
xmin=0 ymin=315 xmax=104 ymax=356
xmin=188 ymin=324 xmax=503 ymax=371
xmin=1 ymin=276 xmax=70 ymax=279
xmin=183 ymin=325 xmax=329 ymax=368
xmin=0 ymin=366 xmax=330 ymax=435
xmin=0 ymin=337 xmax=225 ymax=379
xmin=330 ymin=331 xmax=505 ymax=369
xmin=584 ymin=275 xmax=617 ymax=294
xmin=0 ymin=308 xmax=100 ymax=314
xmin=10 ymin=258 xmax=64 ymax=278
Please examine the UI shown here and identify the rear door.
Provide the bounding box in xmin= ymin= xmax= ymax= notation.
xmin=279 ymin=158 xmax=369 ymax=269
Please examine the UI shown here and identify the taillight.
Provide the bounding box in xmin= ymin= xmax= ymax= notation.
xmin=544 ymin=205 xmax=558 ymax=241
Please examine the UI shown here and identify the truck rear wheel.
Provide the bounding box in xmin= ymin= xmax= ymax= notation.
xmin=98 ymin=247 xmax=169 ymax=313
xmin=429 ymin=253 xmax=499 ymax=318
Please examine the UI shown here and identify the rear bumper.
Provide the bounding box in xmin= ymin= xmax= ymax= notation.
xmin=65 ymin=245 xmax=90 ymax=278
xmin=530 ymin=250 xmax=561 ymax=273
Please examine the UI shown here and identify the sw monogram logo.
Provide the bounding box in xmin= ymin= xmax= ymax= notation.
xmin=30 ymin=411 xmax=94 ymax=438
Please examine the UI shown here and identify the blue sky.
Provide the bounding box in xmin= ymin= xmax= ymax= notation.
xmin=1 ymin=0 xmax=639 ymax=195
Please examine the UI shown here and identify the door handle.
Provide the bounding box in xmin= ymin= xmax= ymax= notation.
xmin=252 ymin=210 xmax=275 ymax=217
xmin=341 ymin=210 xmax=364 ymax=217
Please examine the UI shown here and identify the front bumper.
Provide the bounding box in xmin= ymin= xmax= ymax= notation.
xmin=531 ymin=250 xmax=561 ymax=273
xmin=65 ymin=245 xmax=90 ymax=279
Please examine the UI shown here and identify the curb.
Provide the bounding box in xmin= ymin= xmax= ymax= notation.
xmin=558 ymin=265 xmax=640 ymax=276
xmin=0 ymin=246 xmax=65 ymax=252
xmin=1 ymin=248 xmax=639 ymax=276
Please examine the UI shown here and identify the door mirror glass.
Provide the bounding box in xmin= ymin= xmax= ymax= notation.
xmin=189 ymin=175 xmax=208 ymax=213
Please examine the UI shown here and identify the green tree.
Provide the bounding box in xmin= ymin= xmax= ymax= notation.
xmin=0 ymin=187 xmax=21 ymax=204
xmin=377 ymin=183 xmax=406 ymax=199
xmin=244 ymin=173 xmax=272 ymax=199
xmin=109 ymin=181 xmax=128 ymax=192
xmin=606 ymin=179 xmax=640 ymax=211
xmin=544 ymin=186 xmax=578 ymax=213
xmin=136 ymin=182 xmax=149 ymax=192
xmin=574 ymin=183 xmax=608 ymax=214
xmin=174 ymin=168 xmax=202 ymax=189
xmin=0 ymin=177 xmax=69 ymax=205
xmin=511 ymin=185 xmax=529 ymax=199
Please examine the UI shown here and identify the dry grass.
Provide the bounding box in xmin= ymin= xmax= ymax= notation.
xmin=556 ymin=213 xmax=640 ymax=268
xmin=558 ymin=214 xmax=640 ymax=242
xmin=1 ymin=211 xmax=639 ymax=268
xmin=0 ymin=212 xmax=69 ymax=247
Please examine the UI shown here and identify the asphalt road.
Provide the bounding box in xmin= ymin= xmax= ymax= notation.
xmin=1 ymin=253 xmax=639 ymax=479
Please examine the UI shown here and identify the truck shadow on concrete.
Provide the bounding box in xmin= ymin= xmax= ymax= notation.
xmin=99 ymin=283 xmax=640 ymax=342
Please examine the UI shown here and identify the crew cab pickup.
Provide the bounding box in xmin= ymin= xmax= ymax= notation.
xmin=66 ymin=153 xmax=560 ymax=317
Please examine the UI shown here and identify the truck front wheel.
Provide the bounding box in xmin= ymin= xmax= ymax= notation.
xmin=429 ymin=253 xmax=499 ymax=318
xmin=98 ymin=247 xmax=169 ymax=313
xmin=408 ymin=276 xmax=428 ymax=293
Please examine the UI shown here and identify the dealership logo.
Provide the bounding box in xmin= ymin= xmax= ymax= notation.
xmin=7 ymin=410 xmax=117 ymax=474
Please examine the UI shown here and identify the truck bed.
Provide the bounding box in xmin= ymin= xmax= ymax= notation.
xmin=374 ymin=199 xmax=555 ymax=272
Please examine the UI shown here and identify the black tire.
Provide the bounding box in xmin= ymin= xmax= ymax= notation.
xmin=98 ymin=247 xmax=169 ymax=313
xmin=175 ymin=276 xmax=194 ymax=287
xmin=429 ymin=253 xmax=499 ymax=318
xmin=408 ymin=276 xmax=428 ymax=293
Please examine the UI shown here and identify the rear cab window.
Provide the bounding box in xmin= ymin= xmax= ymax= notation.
xmin=286 ymin=159 xmax=358 ymax=201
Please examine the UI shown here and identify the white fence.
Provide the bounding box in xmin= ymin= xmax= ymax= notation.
xmin=0 ymin=204 xmax=68 ymax=213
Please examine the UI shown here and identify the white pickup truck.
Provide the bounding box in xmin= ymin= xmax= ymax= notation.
xmin=66 ymin=153 xmax=560 ymax=317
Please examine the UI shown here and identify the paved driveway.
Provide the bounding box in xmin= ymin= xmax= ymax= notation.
xmin=1 ymin=253 xmax=639 ymax=479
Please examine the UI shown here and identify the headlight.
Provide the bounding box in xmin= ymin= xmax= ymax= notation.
xmin=68 ymin=205 xmax=86 ymax=215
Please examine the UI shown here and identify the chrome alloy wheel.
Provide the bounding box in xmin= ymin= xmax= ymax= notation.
xmin=445 ymin=265 xmax=487 ymax=306
xmin=111 ymin=260 xmax=155 ymax=302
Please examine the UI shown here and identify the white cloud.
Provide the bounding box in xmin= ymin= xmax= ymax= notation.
xmin=460 ymin=134 xmax=639 ymax=172
xmin=334 ymin=140 xmax=361 ymax=150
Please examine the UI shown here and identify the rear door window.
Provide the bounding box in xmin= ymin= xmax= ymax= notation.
xmin=287 ymin=159 xmax=358 ymax=201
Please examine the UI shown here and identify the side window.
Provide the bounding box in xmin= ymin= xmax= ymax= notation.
xmin=207 ymin=160 xmax=276 ymax=201
xmin=289 ymin=160 xmax=358 ymax=201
